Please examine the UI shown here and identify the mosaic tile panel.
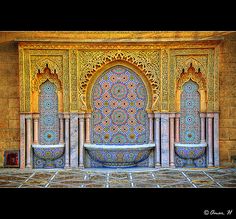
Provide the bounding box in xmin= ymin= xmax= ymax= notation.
xmin=176 ymin=80 xmax=206 ymax=168
xmin=180 ymin=80 xmax=200 ymax=144
xmin=39 ymin=80 xmax=59 ymax=144
xmin=91 ymin=65 xmax=149 ymax=145
xmin=87 ymin=149 xmax=151 ymax=167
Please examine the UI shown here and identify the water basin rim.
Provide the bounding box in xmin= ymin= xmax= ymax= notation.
xmin=32 ymin=144 xmax=65 ymax=148
xmin=84 ymin=143 xmax=155 ymax=150
xmin=174 ymin=143 xmax=207 ymax=147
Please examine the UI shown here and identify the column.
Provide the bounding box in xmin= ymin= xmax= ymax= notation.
xmin=213 ymin=112 xmax=220 ymax=167
xmin=175 ymin=113 xmax=180 ymax=143
xmin=32 ymin=113 xmax=40 ymax=144
xmin=160 ymin=113 xmax=170 ymax=167
xmin=169 ymin=113 xmax=175 ymax=168
xmin=20 ymin=114 xmax=26 ymax=169
xmin=85 ymin=113 xmax=91 ymax=144
xmin=25 ymin=114 xmax=32 ymax=168
xmin=78 ymin=113 xmax=85 ymax=168
xmin=200 ymin=113 xmax=206 ymax=143
xmin=70 ymin=113 xmax=79 ymax=168
xmin=59 ymin=113 xmax=64 ymax=144
xmin=64 ymin=113 xmax=70 ymax=168
xmin=207 ymin=113 xmax=214 ymax=167
xmin=154 ymin=112 xmax=161 ymax=167
xmin=148 ymin=113 xmax=154 ymax=143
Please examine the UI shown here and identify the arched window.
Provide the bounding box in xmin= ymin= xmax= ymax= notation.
xmin=91 ymin=65 xmax=149 ymax=145
xmin=39 ymin=80 xmax=59 ymax=145
xmin=180 ymin=80 xmax=200 ymax=144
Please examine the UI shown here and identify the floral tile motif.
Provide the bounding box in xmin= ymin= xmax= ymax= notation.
xmin=91 ymin=65 xmax=149 ymax=145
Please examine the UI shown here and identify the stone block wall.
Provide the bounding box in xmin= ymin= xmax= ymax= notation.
xmin=0 ymin=39 xmax=19 ymax=167
xmin=219 ymin=32 xmax=236 ymax=165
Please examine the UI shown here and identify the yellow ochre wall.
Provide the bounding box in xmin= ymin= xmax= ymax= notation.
xmin=0 ymin=40 xmax=19 ymax=166
xmin=219 ymin=33 xmax=236 ymax=165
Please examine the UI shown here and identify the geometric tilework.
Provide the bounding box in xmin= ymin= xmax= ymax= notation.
xmin=176 ymin=80 xmax=206 ymax=168
xmin=34 ymin=80 xmax=63 ymax=169
xmin=91 ymin=65 xmax=149 ymax=145
xmin=180 ymin=80 xmax=200 ymax=144
xmin=39 ymin=80 xmax=59 ymax=145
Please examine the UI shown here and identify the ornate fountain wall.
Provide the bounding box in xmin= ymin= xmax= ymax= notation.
xmin=16 ymin=40 xmax=222 ymax=168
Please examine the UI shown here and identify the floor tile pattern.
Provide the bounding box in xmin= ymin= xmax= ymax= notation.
xmin=0 ymin=168 xmax=235 ymax=188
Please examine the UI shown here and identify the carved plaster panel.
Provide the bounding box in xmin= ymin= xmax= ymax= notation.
xmin=19 ymin=48 xmax=70 ymax=112
xmin=77 ymin=49 xmax=161 ymax=111
xmin=169 ymin=48 xmax=218 ymax=112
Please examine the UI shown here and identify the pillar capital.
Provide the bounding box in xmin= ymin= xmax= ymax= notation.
xmin=200 ymin=112 xmax=206 ymax=118
xmin=63 ymin=112 xmax=70 ymax=119
xmin=153 ymin=112 xmax=161 ymax=119
xmin=175 ymin=113 xmax=181 ymax=118
xmin=78 ymin=113 xmax=85 ymax=120
xmin=32 ymin=113 xmax=40 ymax=119
xmin=160 ymin=113 xmax=170 ymax=119
xmin=25 ymin=113 xmax=32 ymax=119
xmin=207 ymin=112 xmax=214 ymax=118
xmin=85 ymin=113 xmax=92 ymax=119
xmin=148 ymin=113 xmax=154 ymax=118
xmin=58 ymin=112 xmax=64 ymax=119
xmin=169 ymin=113 xmax=176 ymax=118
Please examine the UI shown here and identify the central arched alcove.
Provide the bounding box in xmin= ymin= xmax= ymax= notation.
xmin=91 ymin=65 xmax=149 ymax=145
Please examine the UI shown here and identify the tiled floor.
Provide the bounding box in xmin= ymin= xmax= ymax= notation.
xmin=0 ymin=167 xmax=235 ymax=188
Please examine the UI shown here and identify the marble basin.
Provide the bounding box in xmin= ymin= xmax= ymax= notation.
xmin=32 ymin=144 xmax=65 ymax=161
xmin=175 ymin=143 xmax=207 ymax=159
xmin=84 ymin=144 xmax=155 ymax=167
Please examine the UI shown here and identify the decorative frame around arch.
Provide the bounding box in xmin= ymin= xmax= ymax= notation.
xmin=85 ymin=60 xmax=154 ymax=113
xmin=176 ymin=63 xmax=207 ymax=112
xmin=31 ymin=64 xmax=64 ymax=113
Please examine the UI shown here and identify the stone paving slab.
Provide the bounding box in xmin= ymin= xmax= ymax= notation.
xmin=0 ymin=167 xmax=235 ymax=188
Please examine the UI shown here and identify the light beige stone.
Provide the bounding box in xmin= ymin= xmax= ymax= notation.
xmin=8 ymin=86 xmax=19 ymax=98
xmin=0 ymin=86 xmax=8 ymax=98
xmin=229 ymin=107 xmax=236 ymax=118
xmin=9 ymin=119 xmax=20 ymax=129
xmin=220 ymin=128 xmax=229 ymax=140
xmin=8 ymin=129 xmax=20 ymax=142
xmin=0 ymin=151 xmax=4 ymax=167
xmin=0 ymin=118 xmax=8 ymax=129
xmin=219 ymin=119 xmax=234 ymax=128
xmin=9 ymin=108 xmax=20 ymax=120
xmin=229 ymin=129 xmax=236 ymax=140
xmin=9 ymin=99 xmax=19 ymax=108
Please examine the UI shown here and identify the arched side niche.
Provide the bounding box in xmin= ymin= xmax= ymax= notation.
xmin=176 ymin=63 xmax=207 ymax=112
xmin=86 ymin=60 xmax=153 ymax=113
xmin=180 ymin=80 xmax=200 ymax=144
xmin=31 ymin=64 xmax=63 ymax=113
xmin=39 ymin=80 xmax=59 ymax=145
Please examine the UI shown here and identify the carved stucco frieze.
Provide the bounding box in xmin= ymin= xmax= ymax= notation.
xmin=18 ymin=42 xmax=219 ymax=113
xmin=20 ymin=48 xmax=70 ymax=112
xmin=77 ymin=49 xmax=161 ymax=111
xmin=169 ymin=48 xmax=218 ymax=112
